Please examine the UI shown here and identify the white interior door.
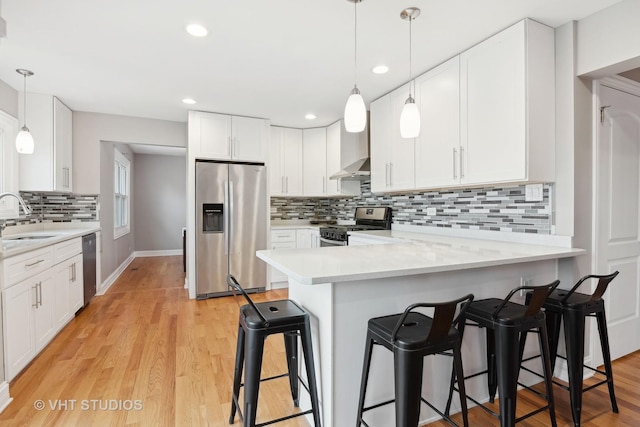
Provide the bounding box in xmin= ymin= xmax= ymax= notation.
xmin=594 ymin=79 xmax=640 ymax=363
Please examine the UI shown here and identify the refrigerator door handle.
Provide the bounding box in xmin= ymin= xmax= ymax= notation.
xmin=224 ymin=180 xmax=230 ymax=255
xmin=229 ymin=180 xmax=234 ymax=255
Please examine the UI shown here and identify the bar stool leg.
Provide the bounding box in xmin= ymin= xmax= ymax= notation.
xmin=452 ymin=342 xmax=470 ymax=427
xmin=243 ymin=331 xmax=266 ymax=427
xmin=301 ymin=321 xmax=322 ymax=427
xmin=545 ymin=310 xmax=563 ymax=373
xmin=486 ymin=328 xmax=498 ymax=403
xmin=394 ymin=348 xmax=424 ymax=427
xmin=563 ymin=309 xmax=585 ymax=427
xmin=596 ymin=310 xmax=619 ymax=413
xmin=229 ymin=325 xmax=245 ymax=424
xmin=284 ymin=332 xmax=300 ymax=406
xmin=495 ymin=327 xmax=519 ymax=427
xmin=356 ymin=332 xmax=375 ymax=426
xmin=537 ymin=322 xmax=558 ymax=427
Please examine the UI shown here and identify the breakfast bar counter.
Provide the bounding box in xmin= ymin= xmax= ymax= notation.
xmin=256 ymin=232 xmax=585 ymax=426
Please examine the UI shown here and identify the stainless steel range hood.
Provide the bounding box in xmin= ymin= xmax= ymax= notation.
xmin=329 ymin=158 xmax=370 ymax=180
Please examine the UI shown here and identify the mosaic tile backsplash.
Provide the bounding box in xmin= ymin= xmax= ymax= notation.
xmin=1 ymin=191 xmax=99 ymax=228
xmin=272 ymin=180 xmax=552 ymax=234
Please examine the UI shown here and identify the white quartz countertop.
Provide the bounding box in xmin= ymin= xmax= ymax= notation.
xmin=256 ymin=231 xmax=585 ymax=285
xmin=1 ymin=226 xmax=100 ymax=259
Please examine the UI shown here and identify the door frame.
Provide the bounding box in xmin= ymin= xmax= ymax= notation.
xmin=592 ymin=75 xmax=640 ymax=365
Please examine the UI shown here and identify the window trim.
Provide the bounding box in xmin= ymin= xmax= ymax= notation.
xmin=113 ymin=147 xmax=130 ymax=239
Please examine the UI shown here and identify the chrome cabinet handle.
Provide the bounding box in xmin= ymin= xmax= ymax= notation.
xmin=228 ymin=136 xmax=232 ymax=157
xmin=229 ymin=181 xmax=234 ymax=255
xmin=322 ymin=176 xmax=326 ymax=193
xmin=453 ymin=148 xmax=457 ymax=179
xmin=460 ymin=147 xmax=465 ymax=179
xmin=389 ymin=163 xmax=393 ymax=187
xmin=25 ymin=259 xmax=45 ymax=268
xmin=32 ymin=284 xmax=38 ymax=308
xmin=385 ymin=163 xmax=389 ymax=187
xmin=38 ymin=281 xmax=42 ymax=307
xmin=281 ymin=176 xmax=285 ymax=193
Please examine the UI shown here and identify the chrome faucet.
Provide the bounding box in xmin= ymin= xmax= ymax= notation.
xmin=0 ymin=192 xmax=32 ymax=216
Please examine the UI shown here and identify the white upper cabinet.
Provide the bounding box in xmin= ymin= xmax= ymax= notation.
xmin=19 ymin=94 xmax=73 ymax=192
xmin=415 ymin=57 xmax=461 ymax=189
xmin=370 ymin=18 xmax=555 ymax=193
xmin=370 ymin=94 xmax=391 ymax=193
xmin=302 ymin=128 xmax=327 ymax=196
xmin=459 ymin=19 xmax=555 ymax=185
xmin=189 ymin=111 xmax=267 ymax=162
xmin=269 ymin=127 xmax=303 ymax=196
xmin=370 ymin=83 xmax=416 ymax=193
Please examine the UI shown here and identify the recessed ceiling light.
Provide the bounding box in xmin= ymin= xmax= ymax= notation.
xmin=305 ymin=114 xmax=316 ymax=120
xmin=186 ymin=24 xmax=208 ymax=37
xmin=182 ymin=98 xmax=196 ymax=105
xmin=372 ymin=65 xmax=389 ymax=74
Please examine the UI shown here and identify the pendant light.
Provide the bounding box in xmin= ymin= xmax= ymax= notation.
xmin=344 ymin=0 xmax=366 ymax=133
xmin=15 ymin=69 xmax=35 ymax=154
xmin=400 ymin=7 xmax=421 ymax=139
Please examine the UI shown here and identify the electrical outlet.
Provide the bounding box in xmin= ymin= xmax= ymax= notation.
xmin=519 ymin=276 xmax=533 ymax=296
xmin=426 ymin=207 xmax=437 ymax=216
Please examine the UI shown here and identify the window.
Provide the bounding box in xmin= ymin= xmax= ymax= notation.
xmin=114 ymin=147 xmax=130 ymax=238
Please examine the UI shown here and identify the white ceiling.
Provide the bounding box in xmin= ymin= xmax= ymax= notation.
xmin=0 ymin=0 xmax=623 ymax=129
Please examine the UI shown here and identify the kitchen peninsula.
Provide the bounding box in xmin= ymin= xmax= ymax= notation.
xmin=257 ymin=231 xmax=585 ymax=427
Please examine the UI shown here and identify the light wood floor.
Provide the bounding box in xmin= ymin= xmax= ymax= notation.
xmin=0 ymin=256 xmax=638 ymax=426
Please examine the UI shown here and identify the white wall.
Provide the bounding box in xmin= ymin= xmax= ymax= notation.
xmin=577 ymin=0 xmax=640 ymax=78
xmin=0 ymin=77 xmax=18 ymax=118
xmin=133 ymin=153 xmax=186 ymax=251
xmin=74 ymin=111 xmax=187 ymax=194
xmin=100 ymin=142 xmax=135 ymax=284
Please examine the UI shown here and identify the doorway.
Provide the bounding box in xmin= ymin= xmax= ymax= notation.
xmin=593 ymin=76 xmax=640 ymax=364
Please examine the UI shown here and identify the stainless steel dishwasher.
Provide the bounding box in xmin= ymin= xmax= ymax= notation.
xmin=82 ymin=233 xmax=97 ymax=306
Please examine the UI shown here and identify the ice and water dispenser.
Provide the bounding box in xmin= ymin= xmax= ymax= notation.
xmin=202 ymin=203 xmax=224 ymax=232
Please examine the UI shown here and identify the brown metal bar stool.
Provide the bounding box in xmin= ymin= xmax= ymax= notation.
xmin=356 ymin=294 xmax=474 ymax=427
xmin=227 ymin=274 xmax=321 ymax=427
xmin=519 ymin=271 xmax=620 ymax=427
xmin=450 ymin=280 xmax=560 ymax=427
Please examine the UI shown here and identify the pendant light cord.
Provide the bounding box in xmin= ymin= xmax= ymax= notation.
xmin=409 ymin=16 xmax=413 ymax=97
xmin=354 ymin=1 xmax=358 ymax=86
xmin=23 ymin=73 xmax=27 ymax=126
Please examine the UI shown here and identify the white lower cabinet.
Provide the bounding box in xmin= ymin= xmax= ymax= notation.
xmin=2 ymin=236 xmax=85 ymax=381
xmin=269 ymin=227 xmax=320 ymax=286
xmin=53 ymin=253 xmax=84 ymax=326
xmin=4 ymin=276 xmax=38 ymax=380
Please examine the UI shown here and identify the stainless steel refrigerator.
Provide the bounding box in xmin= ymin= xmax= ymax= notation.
xmin=195 ymin=160 xmax=267 ymax=298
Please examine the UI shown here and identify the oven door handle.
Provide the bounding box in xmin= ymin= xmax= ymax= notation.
xmin=320 ymin=237 xmax=348 ymax=246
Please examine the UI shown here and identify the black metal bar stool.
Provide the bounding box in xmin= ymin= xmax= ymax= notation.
xmin=519 ymin=271 xmax=620 ymax=427
xmin=450 ymin=280 xmax=560 ymax=427
xmin=227 ymin=274 xmax=321 ymax=427
xmin=356 ymin=294 xmax=474 ymax=427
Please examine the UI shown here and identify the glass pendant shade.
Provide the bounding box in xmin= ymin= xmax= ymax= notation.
xmin=16 ymin=126 xmax=35 ymax=154
xmin=344 ymin=86 xmax=367 ymax=133
xmin=400 ymin=96 xmax=420 ymax=139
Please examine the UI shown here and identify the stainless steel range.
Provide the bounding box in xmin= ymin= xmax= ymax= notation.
xmin=319 ymin=207 xmax=392 ymax=247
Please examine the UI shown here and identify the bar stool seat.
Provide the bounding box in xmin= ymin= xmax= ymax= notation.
xmin=519 ymin=271 xmax=620 ymax=427
xmin=227 ymin=274 xmax=321 ymax=427
xmin=452 ymin=280 xmax=560 ymax=427
xmin=356 ymin=294 xmax=474 ymax=427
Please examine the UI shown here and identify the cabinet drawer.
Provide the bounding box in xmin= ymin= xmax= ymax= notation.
xmin=53 ymin=237 xmax=82 ymax=264
xmin=271 ymin=230 xmax=296 ymax=243
xmin=3 ymin=246 xmax=54 ymax=289
xmin=272 ymin=242 xmax=296 ymax=250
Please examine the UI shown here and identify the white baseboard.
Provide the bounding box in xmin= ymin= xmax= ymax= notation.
xmin=553 ymin=355 xmax=595 ymax=382
xmin=133 ymin=249 xmax=182 ymax=257
xmin=0 ymin=381 xmax=12 ymax=413
xmin=97 ymin=253 xmax=135 ymax=295
xmin=269 ymin=281 xmax=288 ymax=290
